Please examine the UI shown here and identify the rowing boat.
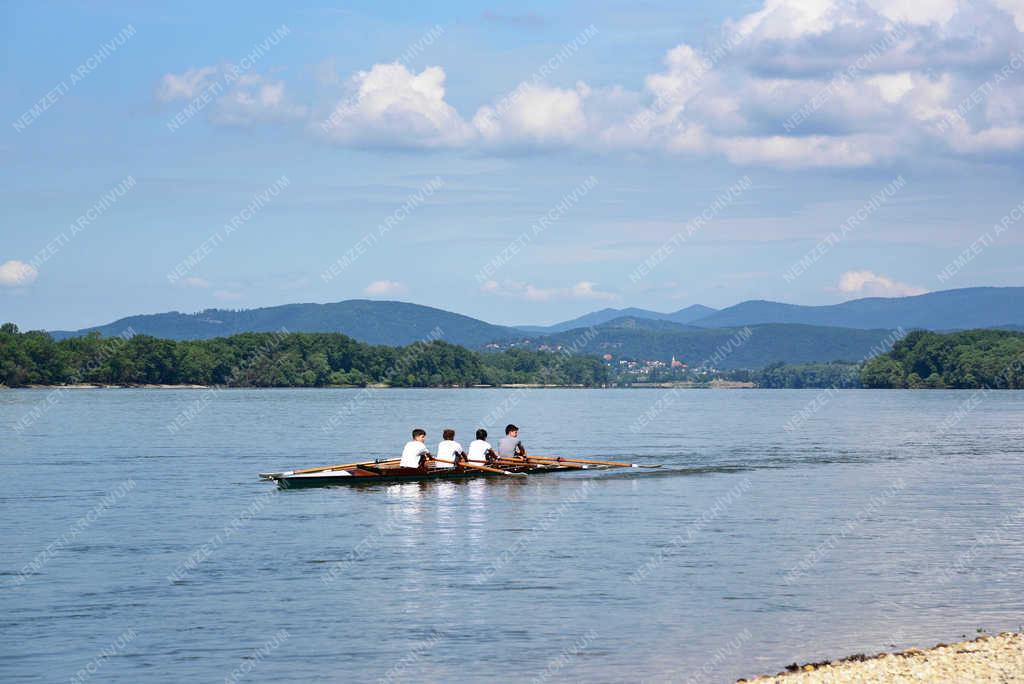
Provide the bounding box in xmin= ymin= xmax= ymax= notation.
xmin=259 ymin=461 xmax=580 ymax=488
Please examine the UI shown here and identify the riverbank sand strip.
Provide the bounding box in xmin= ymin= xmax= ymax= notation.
xmin=741 ymin=632 xmax=1024 ymax=683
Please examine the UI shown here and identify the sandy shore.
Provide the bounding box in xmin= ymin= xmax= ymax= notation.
xmin=741 ymin=632 xmax=1024 ymax=683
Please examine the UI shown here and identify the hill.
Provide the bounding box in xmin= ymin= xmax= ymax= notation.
xmin=42 ymin=287 xmax=1023 ymax=366
xmin=49 ymin=300 xmax=518 ymax=348
xmin=690 ymin=287 xmax=1024 ymax=330
xmin=519 ymin=304 xmax=717 ymax=333
xmin=508 ymin=317 xmax=900 ymax=369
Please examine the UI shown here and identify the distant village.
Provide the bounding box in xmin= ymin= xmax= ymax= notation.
xmin=482 ymin=339 xmax=746 ymax=386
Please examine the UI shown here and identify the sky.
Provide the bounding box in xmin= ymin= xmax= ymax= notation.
xmin=2 ymin=0 xmax=1024 ymax=330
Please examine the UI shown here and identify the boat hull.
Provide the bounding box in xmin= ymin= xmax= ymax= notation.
xmin=266 ymin=463 xmax=570 ymax=488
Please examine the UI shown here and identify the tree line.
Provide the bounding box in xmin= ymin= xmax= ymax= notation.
xmin=860 ymin=329 xmax=1024 ymax=389
xmin=6 ymin=324 xmax=1021 ymax=390
xmin=751 ymin=361 xmax=863 ymax=389
xmin=749 ymin=330 xmax=1024 ymax=389
xmin=0 ymin=324 xmax=608 ymax=388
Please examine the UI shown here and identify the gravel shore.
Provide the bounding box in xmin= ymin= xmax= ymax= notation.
xmin=740 ymin=632 xmax=1024 ymax=683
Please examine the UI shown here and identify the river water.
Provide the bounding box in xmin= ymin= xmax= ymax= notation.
xmin=2 ymin=388 xmax=1023 ymax=683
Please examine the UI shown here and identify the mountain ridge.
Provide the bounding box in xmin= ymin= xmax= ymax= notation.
xmin=689 ymin=287 xmax=1023 ymax=330
xmin=515 ymin=304 xmax=717 ymax=333
xmin=48 ymin=300 xmax=518 ymax=348
xmin=42 ymin=287 xmax=1024 ymax=363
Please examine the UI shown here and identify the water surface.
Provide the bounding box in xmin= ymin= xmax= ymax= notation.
xmin=2 ymin=388 xmax=1023 ymax=682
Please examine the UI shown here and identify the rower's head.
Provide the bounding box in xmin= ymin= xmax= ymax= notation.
xmin=412 ymin=428 xmax=426 ymax=442
xmin=443 ymin=428 xmax=455 ymax=441
xmin=476 ymin=428 xmax=487 ymax=440
xmin=505 ymin=424 xmax=518 ymax=437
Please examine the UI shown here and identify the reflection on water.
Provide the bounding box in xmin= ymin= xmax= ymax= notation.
xmin=2 ymin=388 xmax=1023 ymax=683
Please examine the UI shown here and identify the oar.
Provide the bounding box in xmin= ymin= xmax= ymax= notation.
xmin=428 ymin=456 xmax=526 ymax=477
xmin=495 ymin=458 xmax=588 ymax=470
xmin=528 ymin=455 xmax=662 ymax=468
xmin=286 ymin=458 xmax=400 ymax=476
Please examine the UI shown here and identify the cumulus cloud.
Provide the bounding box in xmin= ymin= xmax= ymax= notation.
xmin=160 ymin=0 xmax=1024 ymax=167
xmin=318 ymin=63 xmax=473 ymax=148
xmin=0 ymin=260 xmax=38 ymax=287
xmin=837 ymin=270 xmax=928 ymax=297
xmin=482 ymin=279 xmax=619 ymax=302
xmin=474 ymin=82 xmax=590 ymax=147
xmin=364 ymin=279 xmax=407 ymax=296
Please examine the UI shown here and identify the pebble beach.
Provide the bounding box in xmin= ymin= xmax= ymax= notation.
xmin=741 ymin=632 xmax=1024 ymax=683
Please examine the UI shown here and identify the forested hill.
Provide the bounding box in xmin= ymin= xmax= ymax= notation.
xmin=48 ymin=300 xmax=518 ymax=348
xmin=0 ymin=324 xmax=606 ymax=388
xmin=690 ymin=287 xmax=1024 ymax=330
xmin=861 ymin=329 xmax=1024 ymax=388
xmin=518 ymin=304 xmax=717 ymax=333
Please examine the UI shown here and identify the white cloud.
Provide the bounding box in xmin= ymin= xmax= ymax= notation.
xmin=0 ymin=260 xmax=38 ymax=287
xmin=837 ymin=270 xmax=928 ymax=297
xmin=868 ymin=0 xmax=960 ymax=26
xmin=211 ymin=75 xmax=307 ymax=125
xmin=156 ymin=67 xmax=217 ymax=102
xmin=732 ymin=0 xmax=866 ymax=42
xmin=482 ymin=279 xmax=619 ymax=302
xmin=364 ymin=279 xmax=407 ymax=296
xmin=319 ymin=63 xmax=473 ymax=148
xmin=474 ymin=83 xmax=590 ymax=147
xmin=180 ymin=276 xmax=211 ymax=289
xmin=993 ymin=0 xmax=1024 ymax=30
xmin=160 ymin=0 xmax=1024 ymax=167
xmin=156 ymin=67 xmax=305 ymax=125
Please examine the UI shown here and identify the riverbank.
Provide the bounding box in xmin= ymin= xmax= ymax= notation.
xmin=741 ymin=632 xmax=1024 ymax=683
xmin=12 ymin=383 xmax=214 ymax=389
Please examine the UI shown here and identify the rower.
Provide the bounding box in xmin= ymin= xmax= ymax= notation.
xmin=467 ymin=429 xmax=496 ymax=465
xmin=435 ymin=429 xmax=465 ymax=469
xmin=497 ymin=424 xmax=527 ymax=461
xmin=400 ymin=428 xmax=431 ymax=469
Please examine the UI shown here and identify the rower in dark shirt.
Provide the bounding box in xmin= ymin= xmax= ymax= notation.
xmin=496 ymin=424 xmax=527 ymax=460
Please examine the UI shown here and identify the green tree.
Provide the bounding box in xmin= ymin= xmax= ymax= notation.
xmin=860 ymin=356 xmax=906 ymax=388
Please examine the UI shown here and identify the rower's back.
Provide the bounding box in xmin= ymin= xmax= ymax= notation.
xmin=497 ymin=435 xmax=520 ymax=459
xmin=435 ymin=428 xmax=461 ymax=469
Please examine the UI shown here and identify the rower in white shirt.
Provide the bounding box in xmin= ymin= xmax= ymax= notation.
xmin=400 ymin=428 xmax=431 ymax=469
xmin=434 ymin=429 xmax=464 ymax=469
xmin=466 ymin=428 xmax=496 ymax=464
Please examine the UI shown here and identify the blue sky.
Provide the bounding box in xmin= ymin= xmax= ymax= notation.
xmin=2 ymin=0 xmax=1023 ymax=330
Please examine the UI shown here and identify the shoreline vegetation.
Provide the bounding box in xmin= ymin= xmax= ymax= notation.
xmin=861 ymin=329 xmax=1024 ymax=389
xmin=1 ymin=381 xmax=759 ymax=390
xmin=741 ymin=631 xmax=1024 ymax=682
xmin=0 ymin=323 xmax=607 ymax=389
xmin=2 ymin=323 xmax=1023 ymax=390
